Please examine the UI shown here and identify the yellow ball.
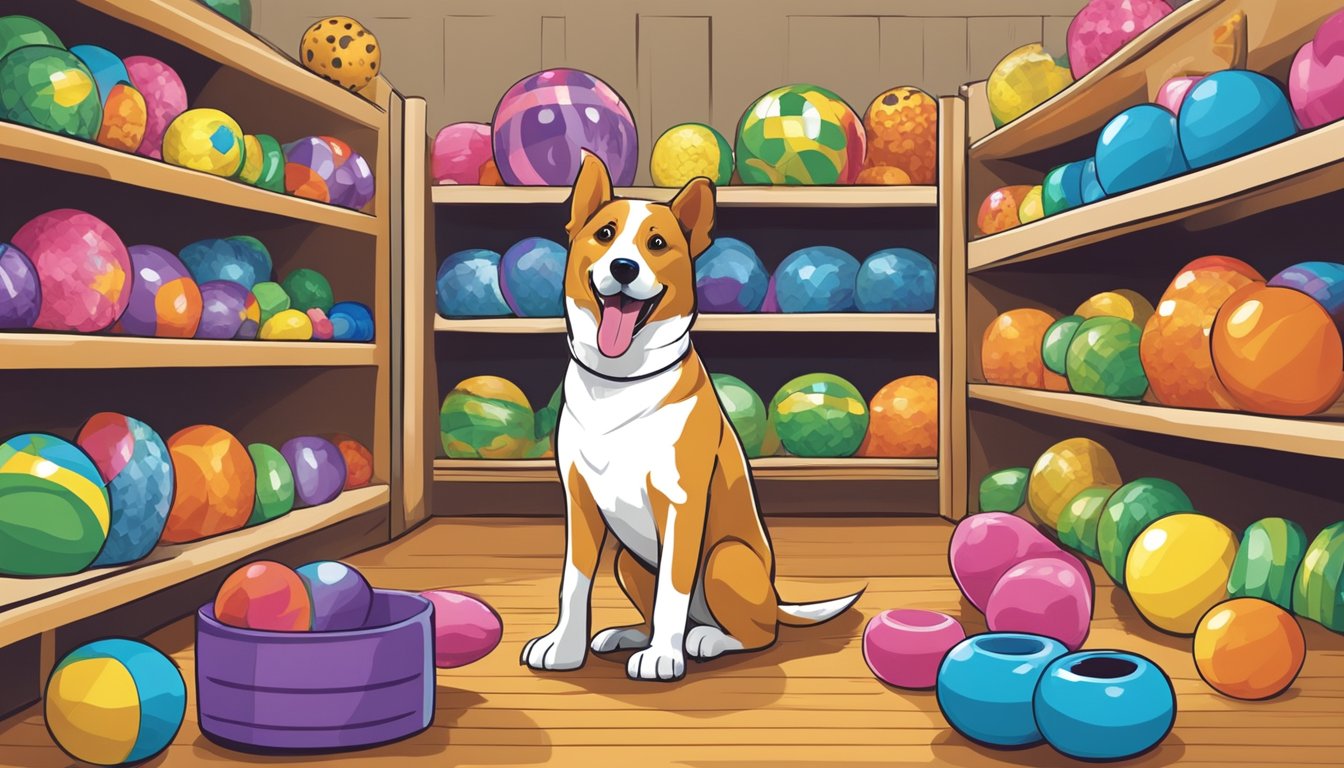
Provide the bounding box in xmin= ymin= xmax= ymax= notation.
xmin=1018 ymin=185 xmax=1045 ymax=224
xmin=987 ymin=44 xmax=1073 ymax=127
xmin=1127 ymin=513 xmax=1238 ymax=635
xmin=259 ymin=308 xmax=313 ymax=340
xmin=1028 ymin=437 xmax=1122 ymax=528
xmin=1076 ymin=289 xmax=1155 ymax=327
xmin=162 ymin=108 xmax=243 ymax=177
xmin=300 ymin=17 xmax=380 ymax=92
xmin=650 ymin=123 xmax=734 ymax=187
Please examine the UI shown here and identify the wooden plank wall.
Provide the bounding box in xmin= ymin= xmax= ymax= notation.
xmin=253 ymin=0 xmax=1092 ymax=184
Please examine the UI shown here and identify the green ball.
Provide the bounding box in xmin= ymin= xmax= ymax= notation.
xmin=1097 ymin=477 xmax=1192 ymax=585
xmin=198 ymin=0 xmax=252 ymax=28
xmin=0 ymin=433 xmax=109 ymax=577
xmin=246 ymin=443 xmax=294 ymax=526
xmin=1057 ymin=485 xmax=1110 ymax=560
xmin=712 ymin=373 xmax=769 ymax=458
xmin=979 ymin=467 xmax=1029 ymax=513
xmin=283 ymin=268 xmax=334 ymax=313
xmin=1293 ymin=521 xmax=1344 ymax=632
xmin=1042 ymin=314 xmax=1083 ymax=376
xmin=253 ymin=133 xmax=285 ymax=191
xmin=440 ymin=377 xmax=535 ymax=459
xmin=251 ymin=281 xmax=290 ymax=326
xmin=769 ymin=373 xmax=868 ymax=458
xmin=0 ymin=15 xmax=63 ymax=59
xmin=0 ymin=45 xmax=101 ymax=140
xmin=736 ymin=84 xmax=857 ymax=185
xmin=1229 ymin=517 xmax=1307 ymax=610
xmin=531 ymin=383 xmax=563 ymax=457
xmin=1065 ymin=315 xmax=1148 ymax=399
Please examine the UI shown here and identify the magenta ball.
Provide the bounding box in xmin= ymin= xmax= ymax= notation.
xmin=1289 ymin=9 xmax=1344 ymax=130
xmin=986 ymin=553 xmax=1094 ymax=650
xmin=863 ymin=609 xmax=966 ymax=689
xmin=1156 ymin=75 xmax=1203 ymax=115
xmin=116 ymin=245 xmax=202 ymax=337
xmin=422 ymin=590 xmax=503 ymax=668
xmin=0 ymin=243 xmax=41 ymax=329
xmin=124 ymin=55 xmax=188 ymax=160
xmin=281 ymin=436 xmax=347 ymax=508
xmin=296 ymin=561 xmax=374 ymax=631
xmin=432 ymin=122 xmax=492 ymax=184
xmin=1067 ymin=0 xmax=1174 ymax=79
xmin=949 ymin=512 xmax=1058 ymax=612
xmin=11 ymin=209 xmax=131 ymax=333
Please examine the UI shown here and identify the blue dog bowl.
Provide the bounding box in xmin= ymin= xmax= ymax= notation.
xmin=1034 ymin=650 xmax=1176 ymax=761
xmin=936 ymin=632 xmax=1067 ymax=747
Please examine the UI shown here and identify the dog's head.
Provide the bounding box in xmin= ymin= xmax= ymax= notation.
xmin=562 ymin=152 xmax=715 ymax=377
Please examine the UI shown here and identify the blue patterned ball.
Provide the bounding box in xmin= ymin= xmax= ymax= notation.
xmin=76 ymin=413 xmax=173 ymax=567
xmin=178 ymin=236 xmax=272 ymax=290
xmin=774 ymin=246 xmax=859 ymax=313
xmin=437 ymin=249 xmax=510 ymax=318
xmin=329 ymin=301 xmax=374 ymax=341
xmin=856 ymin=248 xmax=935 ymax=312
xmin=500 ymin=237 xmax=566 ymax=318
xmin=695 ymin=238 xmax=768 ymax=313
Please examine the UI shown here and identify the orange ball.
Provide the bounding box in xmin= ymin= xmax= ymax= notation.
xmin=982 ymin=308 xmax=1058 ymax=388
xmin=857 ymin=375 xmax=937 ymax=457
xmin=326 ymin=433 xmax=374 ymax=490
xmin=1162 ymin=256 xmax=1264 ymax=302
xmin=863 ymin=86 xmax=937 ymax=184
xmin=855 ymin=165 xmax=913 ymax=185
xmin=479 ymin=158 xmax=504 ymax=186
xmin=162 ymin=425 xmax=255 ymax=544
xmin=214 ymin=560 xmax=312 ymax=632
xmin=977 ymin=186 xmax=1035 ymax=236
xmin=1211 ymin=284 xmax=1344 ymax=415
xmin=1195 ymin=598 xmax=1305 ymax=700
xmin=1143 ymin=297 xmax=1242 ymax=410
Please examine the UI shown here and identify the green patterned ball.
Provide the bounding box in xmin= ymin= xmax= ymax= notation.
xmin=282 ymin=268 xmax=335 ymax=313
xmin=0 ymin=45 xmax=101 ymax=139
xmin=440 ymin=376 xmax=535 ymax=459
xmin=769 ymin=373 xmax=868 ymax=457
xmin=735 ymin=84 xmax=861 ymax=185
xmin=712 ymin=373 xmax=769 ymax=458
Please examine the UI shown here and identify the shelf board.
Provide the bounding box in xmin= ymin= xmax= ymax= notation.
xmin=80 ymin=0 xmax=384 ymax=130
xmin=967 ymin=119 xmax=1344 ymax=272
xmin=434 ymin=457 xmax=938 ymax=483
xmin=969 ymin=384 xmax=1344 ymax=460
xmin=0 ymin=485 xmax=389 ymax=648
xmin=0 ymin=122 xmax=380 ymax=236
xmin=434 ymin=313 xmax=937 ymax=334
xmin=432 ymin=185 xmax=937 ymax=207
xmin=0 ymin=335 xmax=377 ymax=369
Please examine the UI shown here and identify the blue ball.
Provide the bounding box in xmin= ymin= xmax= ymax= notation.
xmin=1095 ymin=105 xmax=1189 ymax=195
xmin=76 ymin=413 xmax=173 ymax=568
xmin=695 ymin=237 xmax=768 ymax=313
xmin=1080 ymin=157 xmax=1106 ymax=204
xmin=774 ymin=246 xmax=859 ymax=313
xmin=855 ymin=248 xmax=935 ymax=312
xmin=500 ymin=237 xmax=566 ymax=318
xmin=1179 ymin=70 xmax=1298 ymax=169
xmin=179 ymin=236 xmax=272 ymax=290
xmin=329 ymin=301 xmax=374 ymax=341
xmin=437 ymin=249 xmax=510 ymax=318
xmin=1269 ymin=261 xmax=1344 ymax=328
xmin=296 ymin=560 xmax=374 ymax=631
xmin=936 ymin=633 xmax=1068 ymax=748
xmin=1034 ymin=650 xmax=1176 ymax=761
xmin=69 ymin=45 xmax=130 ymax=106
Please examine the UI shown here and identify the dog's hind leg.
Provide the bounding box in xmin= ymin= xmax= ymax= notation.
xmin=690 ymin=540 xmax=777 ymax=659
xmin=592 ymin=547 xmax=655 ymax=653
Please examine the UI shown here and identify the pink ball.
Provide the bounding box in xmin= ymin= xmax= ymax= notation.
xmin=986 ymin=553 xmax=1094 ymax=650
xmin=949 ymin=512 xmax=1058 ymax=612
xmin=1067 ymin=0 xmax=1174 ymax=79
xmin=863 ymin=609 xmax=966 ymax=689
xmin=422 ymin=589 xmax=502 ymax=668
xmin=124 ymin=55 xmax=188 ymax=160
xmin=1289 ymin=9 xmax=1344 ymax=130
xmin=306 ymin=307 xmax=333 ymax=340
xmin=1156 ymin=75 xmax=1203 ymax=115
xmin=11 ymin=209 xmax=130 ymax=332
xmin=432 ymin=122 xmax=493 ymax=185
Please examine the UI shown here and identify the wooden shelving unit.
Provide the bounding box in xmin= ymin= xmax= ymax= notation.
xmin=432 ymin=185 xmax=937 ymax=208
xmin=435 ymin=313 xmax=937 ymax=335
xmin=0 ymin=335 xmax=378 ymax=369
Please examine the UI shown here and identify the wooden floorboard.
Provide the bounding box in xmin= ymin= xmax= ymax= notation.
xmin=1 ymin=516 xmax=1341 ymax=767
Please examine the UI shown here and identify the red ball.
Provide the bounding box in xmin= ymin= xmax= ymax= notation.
xmin=325 ymin=433 xmax=374 ymax=490
xmin=214 ymin=561 xmax=312 ymax=631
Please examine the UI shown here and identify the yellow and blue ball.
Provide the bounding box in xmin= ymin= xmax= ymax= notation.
xmin=45 ymin=638 xmax=186 ymax=766
xmin=0 ymin=433 xmax=110 ymax=576
xmin=162 ymin=108 xmax=244 ymax=177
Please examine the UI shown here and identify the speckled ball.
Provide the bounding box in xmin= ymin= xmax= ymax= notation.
xmin=123 ymin=55 xmax=187 ymax=161
xmin=773 ymin=247 xmax=859 ymax=313
xmin=300 ymin=17 xmax=379 ymax=92
xmin=11 ymin=209 xmax=130 ymax=333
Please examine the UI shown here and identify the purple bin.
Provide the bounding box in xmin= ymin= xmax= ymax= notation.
xmin=196 ymin=590 xmax=434 ymax=752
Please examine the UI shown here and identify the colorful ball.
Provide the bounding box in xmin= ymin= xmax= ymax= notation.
xmin=1195 ymin=598 xmax=1305 ymax=700
xmin=977 ymin=185 xmax=1036 ymax=235
xmin=1028 ymin=437 xmax=1121 ymax=529
xmin=259 ymin=308 xmax=313 ymax=340
xmin=67 ymin=44 xmax=125 ymax=104
xmin=246 ymin=442 xmax=293 ymax=526
xmin=769 ymin=373 xmax=868 ymax=458
xmin=863 ymin=86 xmax=937 ymax=184
xmin=214 ymin=560 xmax=312 ymax=631
xmin=1017 ymin=185 xmax=1045 ymax=224
xmin=45 ymin=638 xmax=185 ymax=766
xmin=710 ymin=374 xmax=768 ymax=458
xmin=329 ymin=300 xmax=374 ymax=341
xmin=0 ymin=16 xmax=63 ymax=59
xmin=196 ymin=281 xmax=259 ymax=340
xmin=1179 ymin=70 xmax=1298 ymax=169
xmin=1289 ymin=9 xmax=1344 ymax=130
xmin=1293 ymin=521 xmax=1344 ymax=632
xmin=978 ymin=467 xmax=1029 ymax=513
xmin=441 ymin=376 xmax=535 ymax=459
xmin=163 ymin=425 xmax=254 ymax=544
xmin=253 ymin=133 xmax=286 ymax=192
xmin=651 ymin=122 xmax=734 ymax=187
xmin=986 ymin=44 xmax=1073 ymax=127
xmin=1095 ymin=105 xmax=1188 ymax=194
xmin=12 ymin=208 xmax=130 ymax=333
xmin=0 ymin=433 xmax=109 ymax=576
xmin=937 ymin=633 xmax=1068 ymax=747
xmin=981 ymin=308 xmax=1061 ymax=389
xmin=863 ymin=609 xmax=965 ymax=689
xmin=1097 ymin=477 xmax=1192 ymax=585
xmin=163 ymin=108 xmax=244 ymax=177
xmin=736 ymin=83 xmax=861 ymax=185
xmin=0 ymin=45 xmax=101 ymax=139
xmin=421 ymin=589 xmax=503 ymax=668
xmin=76 ymin=413 xmax=173 ymax=567
xmin=1156 ymin=75 xmax=1203 ymax=115
xmin=432 ymin=122 xmax=493 ymax=184
xmin=1041 ymin=314 xmax=1083 ymax=375
xmin=1057 ymin=485 xmax=1110 ymax=560
xmin=284 ymin=135 xmax=375 ymax=209
xmin=1067 ymin=0 xmax=1174 ymax=78
xmin=948 ymin=512 xmax=1057 ymax=612
xmin=69 ymin=45 xmax=147 ymax=153
xmin=855 ymin=248 xmax=934 ymax=313
xmin=1076 ymin=288 xmax=1155 ymax=326
xmin=306 ymin=307 xmax=333 ymax=339
xmin=281 ymin=267 xmax=334 ymax=313
xmin=281 ymin=436 xmax=347 ymax=507
xmin=1042 ymin=161 xmax=1086 ymax=216
xmin=855 ymin=165 xmax=913 ymax=185
xmin=1268 ymin=261 xmax=1344 ymax=331
xmin=179 ymin=236 xmax=272 ymax=290
xmin=1228 ymin=517 xmax=1307 ymax=610
xmin=500 ymin=237 xmax=566 ymax=317
xmin=297 ymin=560 xmax=373 ymax=631
xmin=986 ymin=553 xmax=1094 ymax=650
xmin=199 ymin=0 xmax=252 ymax=28
xmin=114 ymin=245 xmax=201 ymax=338
xmin=1066 ymin=315 xmax=1148 ymax=398
xmin=1080 ymin=157 xmax=1106 ymax=203
xmin=857 ymin=375 xmax=937 ymax=458
xmin=0 ymin=242 xmax=40 ymax=329
xmin=773 ymin=246 xmax=859 ymax=312
xmin=1127 ymin=513 xmax=1238 ymax=634
xmin=695 ymin=237 xmax=768 ymax=313
xmin=235 ymin=134 xmax=264 ymax=184
xmin=251 ymin=280 xmax=290 ymax=327
xmin=325 ymin=433 xmax=374 ymax=490
xmin=123 ymin=55 xmax=186 ymax=160
xmin=492 ymin=68 xmax=637 ymax=186
xmin=1034 ymin=650 xmax=1175 ymax=761
xmin=299 ymin=16 xmax=380 ymax=92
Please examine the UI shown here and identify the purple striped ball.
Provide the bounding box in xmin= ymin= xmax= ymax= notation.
xmin=491 ymin=68 xmax=637 ymax=186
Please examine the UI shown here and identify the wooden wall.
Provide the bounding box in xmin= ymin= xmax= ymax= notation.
xmin=253 ymin=0 xmax=1093 ymax=183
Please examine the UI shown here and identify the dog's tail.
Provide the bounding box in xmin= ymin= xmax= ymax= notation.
xmin=776 ymin=587 xmax=865 ymax=627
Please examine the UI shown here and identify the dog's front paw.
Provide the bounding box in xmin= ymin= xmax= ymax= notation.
xmin=521 ymin=628 xmax=587 ymax=671
xmin=626 ymin=644 xmax=685 ymax=681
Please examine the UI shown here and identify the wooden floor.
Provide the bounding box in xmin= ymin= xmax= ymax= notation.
xmin=2 ymin=516 xmax=1342 ymax=767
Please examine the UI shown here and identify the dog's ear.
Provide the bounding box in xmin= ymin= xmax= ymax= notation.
xmin=669 ymin=176 xmax=716 ymax=258
xmin=566 ymin=151 xmax=613 ymax=242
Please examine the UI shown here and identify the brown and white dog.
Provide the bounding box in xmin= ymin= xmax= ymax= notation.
xmin=521 ymin=153 xmax=862 ymax=682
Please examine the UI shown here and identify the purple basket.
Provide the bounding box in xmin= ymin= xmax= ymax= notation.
xmin=196 ymin=589 xmax=434 ymax=752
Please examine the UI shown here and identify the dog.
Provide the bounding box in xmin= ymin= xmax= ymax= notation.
xmin=521 ymin=152 xmax=862 ymax=682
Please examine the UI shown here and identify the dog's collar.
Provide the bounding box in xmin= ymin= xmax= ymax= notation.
xmin=567 ymin=339 xmax=693 ymax=382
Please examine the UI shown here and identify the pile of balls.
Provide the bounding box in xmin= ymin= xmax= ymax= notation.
xmin=0 ymin=414 xmax=373 ymax=578
xmin=980 ymin=255 xmax=1344 ymax=416
xmin=0 ymin=207 xmax=375 ymax=341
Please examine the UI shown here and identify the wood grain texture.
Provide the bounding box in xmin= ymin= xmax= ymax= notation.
xmin=0 ymin=336 xmax=377 ymax=369
xmin=396 ymin=97 xmax=433 ymax=535
xmin=2 ymin=516 xmax=1339 ymax=766
xmin=938 ymin=97 xmax=970 ymax=521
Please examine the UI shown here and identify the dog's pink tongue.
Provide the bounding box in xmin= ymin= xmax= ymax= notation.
xmin=598 ymin=295 xmax=641 ymax=357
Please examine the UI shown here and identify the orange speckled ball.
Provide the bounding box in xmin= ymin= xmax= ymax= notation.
xmin=977 ymin=186 xmax=1036 ymax=236
xmin=863 ymin=87 xmax=937 ymax=184
xmin=479 ymin=158 xmax=504 ymax=186
xmin=857 ymin=375 xmax=937 ymax=457
xmin=163 ymin=425 xmax=255 ymax=544
xmin=1212 ymin=284 xmax=1344 ymax=415
xmin=326 ymin=433 xmax=374 ymax=490
xmin=1195 ymin=598 xmax=1305 ymax=700
xmin=1162 ymin=256 xmax=1263 ymax=302
xmin=982 ymin=308 xmax=1059 ymax=388
xmin=855 ymin=165 xmax=913 ymax=185
xmin=300 ymin=17 xmax=380 ymax=92
xmin=1142 ymin=297 xmax=1242 ymax=410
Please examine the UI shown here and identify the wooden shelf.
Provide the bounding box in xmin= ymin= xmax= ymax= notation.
xmin=0 ymin=335 xmax=377 ymax=369
xmin=434 ymin=457 xmax=938 ymax=483
xmin=0 ymin=485 xmax=389 ymax=648
xmin=432 ymin=185 xmax=937 ymax=207
xmin=80 ymin=0 xmax=384 ymax=130
xmin=970 ymin=384 xmax=1344 ymax=460
xmin=0 ymin=122 xmax=379 ymax=235
xmin=435 ymin=313 xmax=937 ymax=334
xmin=967 ymin=119 xmax=1344 ymax=272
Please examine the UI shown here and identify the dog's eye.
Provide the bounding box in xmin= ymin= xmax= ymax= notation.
xmin=647 ymin=234 xmax=667 ymax=251
xmin=595 ymin=225 xmax=615 ymax=243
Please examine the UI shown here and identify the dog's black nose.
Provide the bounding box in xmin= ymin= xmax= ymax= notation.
xmin=610 ymin=258 xmax=640 ymax=286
